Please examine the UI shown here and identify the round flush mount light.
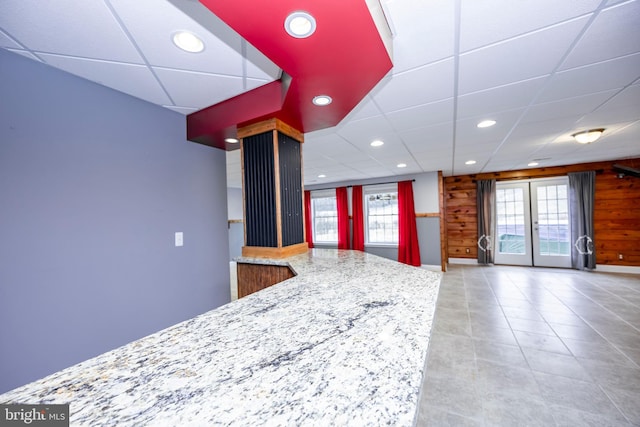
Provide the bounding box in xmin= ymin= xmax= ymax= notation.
xmin=225 ymin=138 xmax=239 ymax=144
xmin=172 ymin=31 xmax=204 ymax=53
xmin=285 ymin=11 xmax=316 ymax=38
xmin=318 ymin=174 xmax=326 ymax=178
xmin=465 ymin=160 xmax=476 ymax=165
xmin=397 ymin=163 xmax=407 ymax=168
xmin=477 ymin=120 xmax=496 ymax=128
xmin=312 ymin=95 xmax=332 ymax=106
xmin=370 ymin=140 xmax=384 ymax=147
xmin=572 ymin=128 xmax=605 ymax=144
xmin=528 ymin=161 xmax=539 ymax=167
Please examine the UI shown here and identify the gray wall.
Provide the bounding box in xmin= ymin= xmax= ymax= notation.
xmin=306 ymin=172 xmax=441 ymax=267
xmin=0 ymin=50 xmax=230 ymax=393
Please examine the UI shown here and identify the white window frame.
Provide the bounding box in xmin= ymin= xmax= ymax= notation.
xmin=310 ymin=190 xmax=338 ymax=244
xmin=364 ymin=184 xmax=399 ymax=247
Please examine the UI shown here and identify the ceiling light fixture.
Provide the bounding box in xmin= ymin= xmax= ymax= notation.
xmin=172 ymin=31 xmax=205 ymax=53
xmin=225 ymin=138 xmax=239 ymax=144
xmin=572 ymin=128 xmax=605 ymax=144
xmin=370 ymin=140 xmax=384 ymax=147
xmin=465 ymin=160 xmax=476 ymax=165
xmin=318 ymin=174 xmax=326 ymax=178
xmin=397 ymin=163 xmax=407 ymax=168
xmin=285 ymin=11 xmax=316 ymax=38
xmin=477 ymin=120 xmax=496 ymax=128
xmin=528 ymin=161 xmax=539 ymax=167
xmin=312 ymin=95 xmax=332 ymax=106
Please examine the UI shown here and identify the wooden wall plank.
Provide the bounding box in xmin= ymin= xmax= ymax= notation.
xmin=444 ymin=158 xmax=640 ymax=267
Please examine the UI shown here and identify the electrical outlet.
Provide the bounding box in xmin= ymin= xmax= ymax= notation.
xmin=175 ymin=232 xmax=184 ymax=247
xmin=465 ymin=248 xmax=470 ymax=254
xmin=618 ymin=253 xmax=623 ymax=260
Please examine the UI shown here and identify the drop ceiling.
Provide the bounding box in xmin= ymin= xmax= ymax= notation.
xmin=1 ymin=0 xmax=639 ymax=188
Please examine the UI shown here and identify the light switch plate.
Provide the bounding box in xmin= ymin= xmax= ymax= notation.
xmin=175 ymin=232 xmax=184 ymax=247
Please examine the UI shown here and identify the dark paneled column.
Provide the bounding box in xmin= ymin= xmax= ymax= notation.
xmin=239 ymin=118 xmax=308 ymax=258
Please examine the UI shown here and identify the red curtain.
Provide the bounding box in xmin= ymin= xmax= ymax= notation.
xmin=336 ymin=187 xmax=350 ymax=249
xmin=398 ymin=180 xmax=421 ymax=266
xmin=351 ymin=185 xmax=365 ymax=251
xmin=304 ymin=190 xmax=314 ymax=248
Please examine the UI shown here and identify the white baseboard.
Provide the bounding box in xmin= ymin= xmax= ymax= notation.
xmin=596 ymin=264 xmax=640 ymax=275
xmin=447 ymin=258 xmax=477 ymax=265
xmin=421 ymin=264 xmax=442 ymax=272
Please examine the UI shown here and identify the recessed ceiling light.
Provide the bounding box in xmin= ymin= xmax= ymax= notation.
xmin=397 ymin=163 xmax=407 ymax=168
xmin=572 ymin=128 xmax=605 ymax=144
xmin=370 ymin=140 xmax=384 ymax=147
xmin=477 ymin=120 xmax=496 ymax=128
xmin=285 ymin=11 xmax=316 ymax=38
xmin=225 ymin=138 xmax=239 ymax=144
xmin=312 ymin=95 xmax=332 ymax=106
xmin=528 ymin=161 xmax=539 ymax=167
xmin=465 ymin=160 xmax=476 ymax=165
xmin=318 ymin=174 xmax=326 ymax=178
xmin=172 ymin=31 xmax=204 ymax=53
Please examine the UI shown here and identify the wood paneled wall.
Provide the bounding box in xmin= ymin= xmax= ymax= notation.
xmin=443 ymin=158 xmax=640 ymax=266
xmin=236 ymin=263 xmax=295 ymax=298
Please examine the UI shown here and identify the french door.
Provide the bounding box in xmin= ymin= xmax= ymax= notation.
xmin=494 ymin=178 xmax=571 ymax=268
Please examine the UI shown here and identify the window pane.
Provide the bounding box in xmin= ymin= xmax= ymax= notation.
xmin=366 ymin=192 xmax=398 ymax=244
xmin=312 ymin=196 xmax=337 ymax=242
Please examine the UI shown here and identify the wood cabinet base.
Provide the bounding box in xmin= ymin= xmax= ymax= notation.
xmin=236 ymin=263 xmax=296 ymax=298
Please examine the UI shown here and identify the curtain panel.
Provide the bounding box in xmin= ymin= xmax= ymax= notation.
xmin=476 ymin=179 xmax=496 ymax=265
xmin=336 ymin=187 xmax=350 ymax=249
xmin=304 ymin=190 xmax=314 ymax=248
xmin=398 ymin=180 xmax=421 ymax=266
xmin=568 ymin=171 xmax=596 ymax=270
xmin=351 ymin=185 xmax=365 ymax=251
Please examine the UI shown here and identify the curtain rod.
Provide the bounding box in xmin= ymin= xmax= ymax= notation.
xmin=307 ymin=179 xmax=415 ymax=192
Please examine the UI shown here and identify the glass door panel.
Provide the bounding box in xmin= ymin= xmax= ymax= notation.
xmin=531 ymin=178 xmax=571 ymax=268
xmin=494 ymin=182 xmax=532 ymax=266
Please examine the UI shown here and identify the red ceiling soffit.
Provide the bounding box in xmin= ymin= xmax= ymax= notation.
xmin=187 ymin=0 xmax=393 ymax=150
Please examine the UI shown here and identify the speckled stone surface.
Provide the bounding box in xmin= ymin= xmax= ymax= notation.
xmin=1 ymin=249 xmax=441 ymax=426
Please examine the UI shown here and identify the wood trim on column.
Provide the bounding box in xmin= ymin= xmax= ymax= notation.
xmin=238 ymin=118 xmax=304 ymax=143
xmin=242 ymin=242 xmax=308 ymax=259
xmin=438 ymin=170 xmax=447 ymax=272
xmin=273 ymin=129 xmax=283 ymax=248
xmin=240 ymin=137 xmax=247 ymax=246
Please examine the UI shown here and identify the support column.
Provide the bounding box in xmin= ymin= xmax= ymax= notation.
xmin=239 ymin=118 xmax=308 ymax=258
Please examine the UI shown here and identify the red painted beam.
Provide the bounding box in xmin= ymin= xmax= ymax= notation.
xmin=187 ymin=0 xmax=392 ymax=149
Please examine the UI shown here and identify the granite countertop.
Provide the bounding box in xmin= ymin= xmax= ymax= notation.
xmin=1 ymin=249 xmax=442 ymax=426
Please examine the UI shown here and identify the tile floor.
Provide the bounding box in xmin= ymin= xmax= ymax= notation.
xmin=416 ymin=265 xmax=640 ymax=426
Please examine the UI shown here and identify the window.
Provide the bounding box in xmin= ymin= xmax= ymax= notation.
xmin=365 ymin=187 xmax=398 ymax=244
xmin=311 ymin=192 xmax=338 ymax=243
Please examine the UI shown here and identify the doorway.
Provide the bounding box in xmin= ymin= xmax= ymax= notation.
xmin=493 ymin=177 xmax=571 ymax=268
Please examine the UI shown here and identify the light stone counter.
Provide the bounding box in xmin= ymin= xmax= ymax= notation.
xmin=1 ymin=249 xmax=441 ymax=426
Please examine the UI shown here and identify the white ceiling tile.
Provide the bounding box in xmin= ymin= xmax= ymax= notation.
xmin=457 ymin=77 xmax=547 ymax=119
xmin=459 ymin=0 xmax=600 ymax=52
xmin=1 ymin=0 xmax=143 ymax=63
xmin=560 ymin=1 xmax=640 ymax=70
xmin=6 ymin=48 xmax=42 ymax=62
xmin=110 ymin=0 xmax=244 ymax=76
xmin=399 ymin=122 xmax=453 ymax=151
xmin=164 ymin=105 xmax=197 ymax=115
xmin=458 ymin=17 xmax=589 ymax=95
xmin=383 ymin=0 xmax=455 ymax=72
xmin=0 ymin=30 xmax=22 ymax=49
xmin=386 ymin=98 xmax=454 ymax=131
xmin=522 ymin=90 xmax=618 ymax=124
xmin=336 ymin=116 xmax=395 ymax=145
xmin=455 ymin=108 xmax=526 ymax=145
xmin=39 ymin=53 xmax=172 ymax=105
xmin=537 ymin=53 xmax=640 ymax=103
xmin=372 ymin=58 xmax=455 ymax=113
xmin=153 ymin=67 xmax=245 ymax=109
xmin=340 ymin=95 xmax=384 ymax=123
